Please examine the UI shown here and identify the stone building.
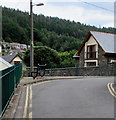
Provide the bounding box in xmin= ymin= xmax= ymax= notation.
xmin=74 ymin=31 xmax=116 ymax=67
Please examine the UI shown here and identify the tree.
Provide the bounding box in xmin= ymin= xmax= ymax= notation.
xmin=23 ymin=46 xmax=61 ymax=68
xmin=58 ymin=50 xmax=77 ymax=68
xmin=2 ymin=7 xmax=115 ymax=52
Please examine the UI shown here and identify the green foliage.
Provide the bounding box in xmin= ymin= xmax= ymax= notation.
xmin=3 ymin=8 xmax=30 ymax=44
xmin=2 ymin=7 xmax=115 ymax=68
xmin=24 ymin=46 xmax=60 ymax=68
xmin=58 ymin=50 xmax=77 ymax=68
xmin=24 ymin=47 xmax=76 ymax=68
xmin=33 ymin=28 xmax=83 ymax=52
xmin=2 ymin=7 xmax=116 ymax=68
xmin=35 ymin=42 xmax=43 ymax=46
xmin=2 ymin=7 xmax=115 ymax=52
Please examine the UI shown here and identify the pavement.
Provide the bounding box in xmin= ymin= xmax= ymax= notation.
xmin=20 ymin=76 xmax=85 ymax=85
xmin=2 ymin=76 xmax=116 ymax=119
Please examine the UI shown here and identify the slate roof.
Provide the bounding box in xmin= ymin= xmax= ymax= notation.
xmin=73 ymin=31 xmax=116 ymax=57
xmin=0 ymin=57 xmax=12 ymax=67
xmin=90 ymin=31 xmax=115 ymax=53
xmin=2 ymin=53 xmax=21 ymax=63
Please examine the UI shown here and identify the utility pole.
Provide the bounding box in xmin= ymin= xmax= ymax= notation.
xmin=30 ymin=0 xmax=44 ymax=75
xmin=30 ymin=0 xmax=34 ymax=74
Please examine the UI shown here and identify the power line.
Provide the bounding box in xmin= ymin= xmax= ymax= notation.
xmin=78 ymin=0 xmax=114 ymax=13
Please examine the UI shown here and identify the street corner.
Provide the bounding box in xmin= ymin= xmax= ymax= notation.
xmin=107 ymin=82 xmax=116 ymax=98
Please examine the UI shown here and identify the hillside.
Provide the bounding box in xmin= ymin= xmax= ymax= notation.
xmin=2 ymin=7 xmax=115 ymax=52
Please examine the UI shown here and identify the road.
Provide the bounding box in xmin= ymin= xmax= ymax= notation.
xmin=30 ymin=77 xmax=114 ymax=118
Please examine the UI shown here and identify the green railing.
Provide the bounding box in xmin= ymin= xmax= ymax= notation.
xmin=0 ymin=63 xmax=22 ymax=118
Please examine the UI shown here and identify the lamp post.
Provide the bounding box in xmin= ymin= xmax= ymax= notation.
xmin=30 ymin=0 xmax=44 ymax=74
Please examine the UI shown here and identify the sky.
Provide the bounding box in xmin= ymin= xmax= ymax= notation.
xmin=1 ymin=0 xmax=115 ymax=28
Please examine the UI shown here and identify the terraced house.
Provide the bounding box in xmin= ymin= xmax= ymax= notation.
xmin=74 ymin=31 xmax=116 ymax=67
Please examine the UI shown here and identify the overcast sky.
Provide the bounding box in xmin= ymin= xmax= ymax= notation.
xmin=1 ymin=0 xmax=115 ymax=28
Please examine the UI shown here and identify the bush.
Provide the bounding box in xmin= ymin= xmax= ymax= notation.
xmin=23 ymin=46 xmax=60 ymax=68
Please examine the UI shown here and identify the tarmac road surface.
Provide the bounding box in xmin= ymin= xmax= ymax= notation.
xmin=30 ymin=77 xmax=114 ymax=118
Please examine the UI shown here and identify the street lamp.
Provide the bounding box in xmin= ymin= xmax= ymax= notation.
xmin=30 ymin=0 xmax=44 ymax=74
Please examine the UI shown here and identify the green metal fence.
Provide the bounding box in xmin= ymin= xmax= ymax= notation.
xmin=0 ymin=63 xmax=22 ymax=118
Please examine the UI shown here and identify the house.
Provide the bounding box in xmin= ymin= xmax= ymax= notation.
xmin=20 ymin=44 xmax=27 ymax=50
xmin=73 ymin=31 xmax=116 ymax=67
xmin=2 ymin=53 xmax=23 ymax=65
xmin=1 ymin=41 xmax=11 ymax=49
xmin=10 ymin=43 xmax=21 ymax=49
xmin=0 ymin=57 xmax=12 ymax=71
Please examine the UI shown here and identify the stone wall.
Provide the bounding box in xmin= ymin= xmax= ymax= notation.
xmin=98 ymin=46 xmax=108 ymax=66
xmin=23 ymin=63 xmax=116 ymax=77
xmin=46 ymin=63 xmax=115 ymax=76
xmin=78 ymin=63 xmax=115 ymax=76
xmin=45 ymin=67 xmax=77 ymax=76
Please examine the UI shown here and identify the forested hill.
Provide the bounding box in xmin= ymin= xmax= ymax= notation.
xmin=2 ymin=7 xmax=114 ymax=52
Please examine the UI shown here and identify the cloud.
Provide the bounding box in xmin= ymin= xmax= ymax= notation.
xmin=34 ymin=3 xmax=114 ymax=27
xmin=81 ymin=10 xmax=113 ymax=22
xmin=102 ymin=22 xmax=114 ymax=27
xmin=1 ymin=0 xmax=114 ymax=27
xmin=1 ymin=0 xmax=30 ymax=11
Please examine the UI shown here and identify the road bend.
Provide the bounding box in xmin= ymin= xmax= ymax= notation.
xmin=17 ymin=77 xmax=114 ymax=118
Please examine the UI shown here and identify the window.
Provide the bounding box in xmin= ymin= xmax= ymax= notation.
xmin=87 ymin=62 xmax=96 ymax=67
xmin=86 ymin=45 xmax=96 ymax=59
xmin=110 ymin=60 xmax=116 ymax=63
